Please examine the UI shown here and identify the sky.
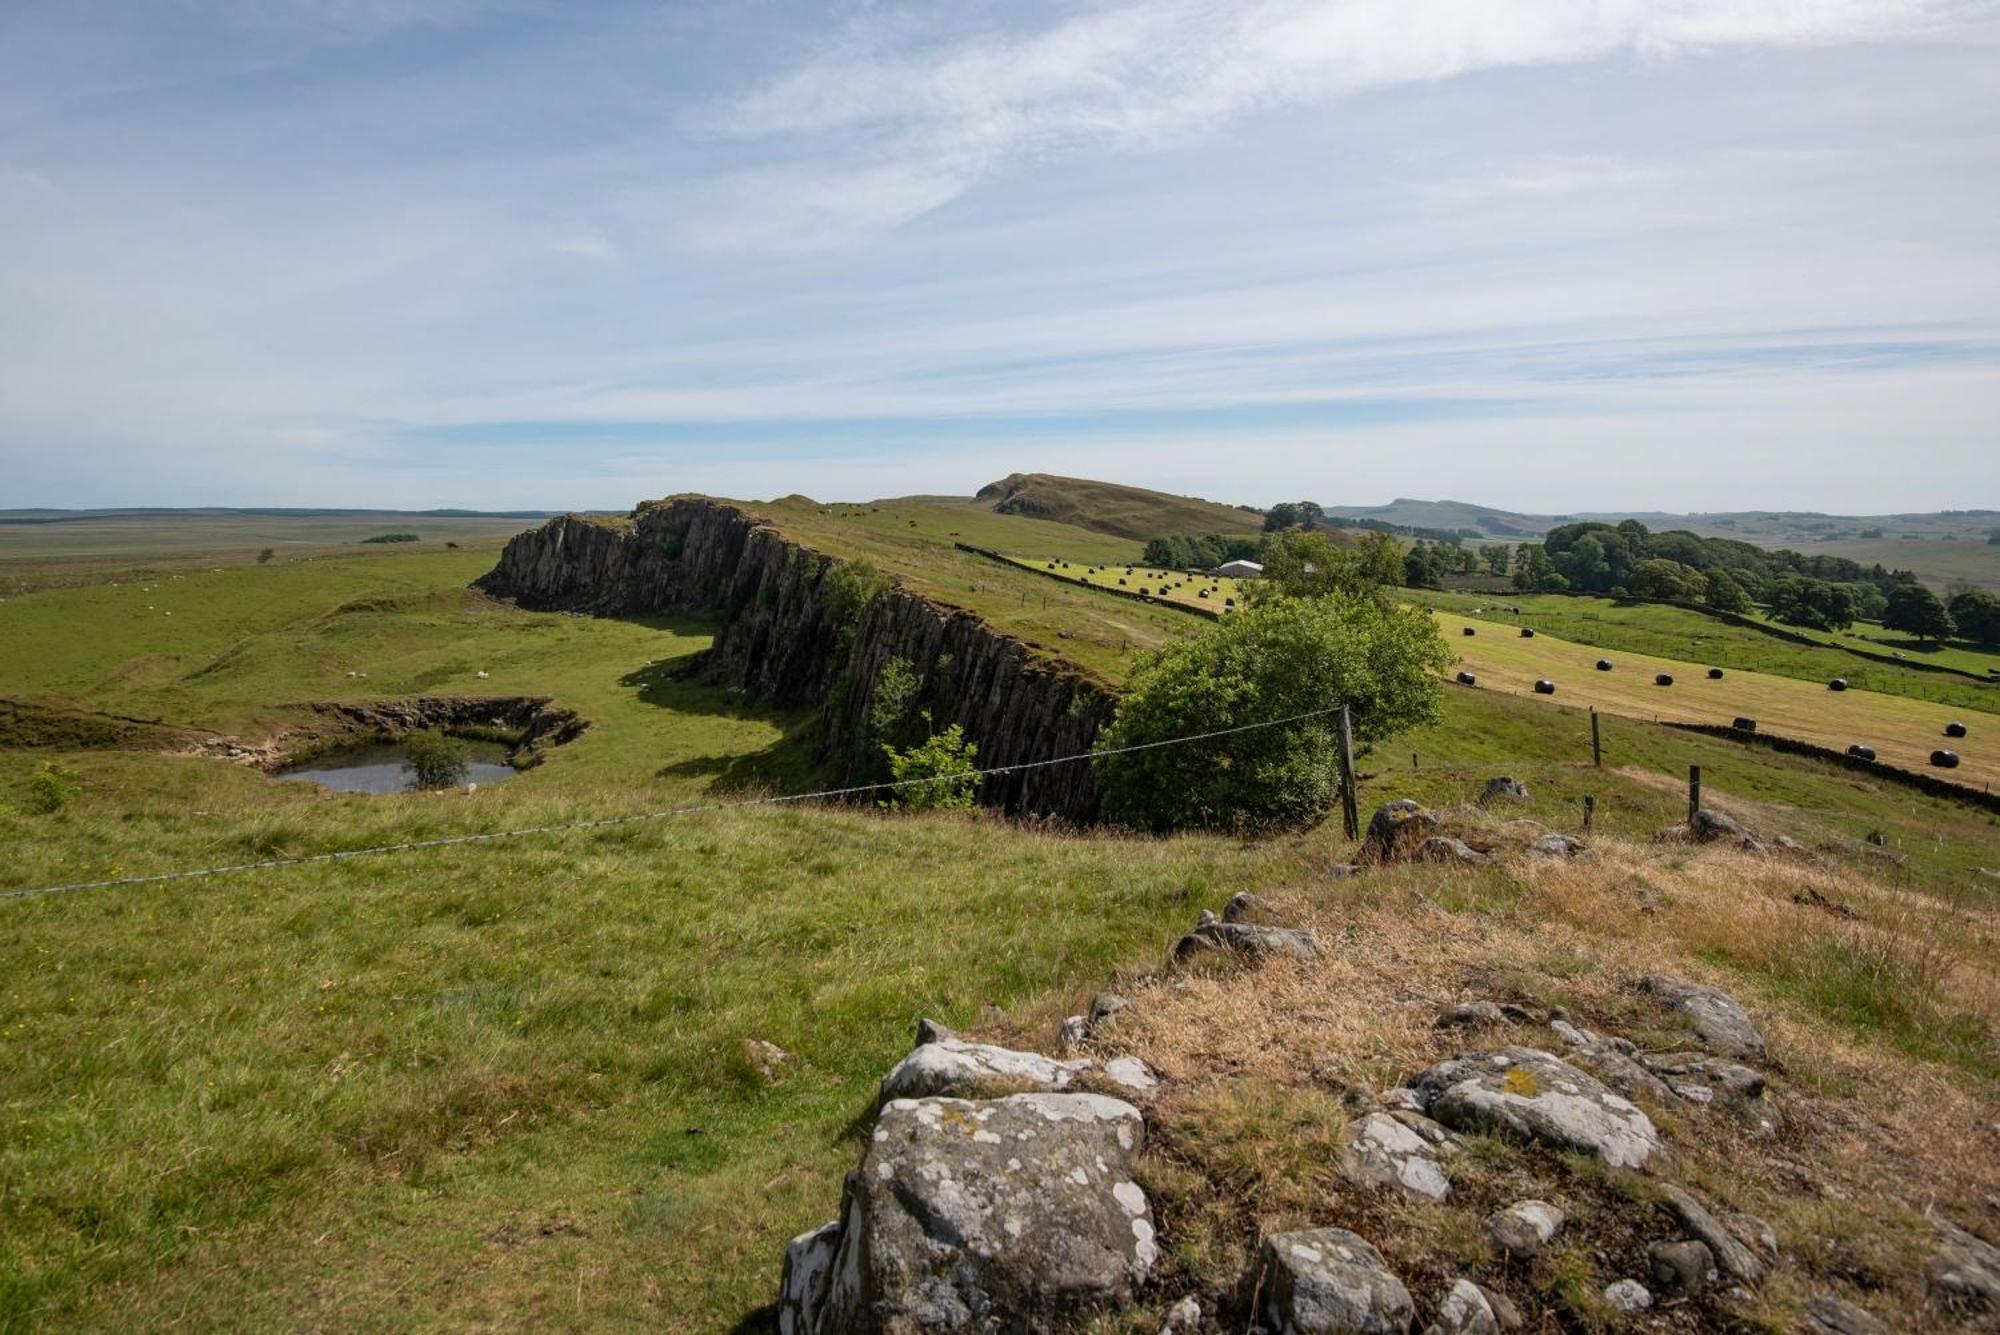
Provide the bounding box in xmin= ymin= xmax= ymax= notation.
xmin=2 ymin=0 xmax=1997 ymax=514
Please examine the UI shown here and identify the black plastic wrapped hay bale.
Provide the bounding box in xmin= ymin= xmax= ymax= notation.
xmin=1520 ymin=628 xmax=1536 ymax=638
xmin=1463 ymin=626 xmax=1476 ymax=636
xmin=1533 ymin=679 xmax=1556 ymax=695
xmin=1655 ymin=673 xmax=1674 ymax=686
xmin=1732 ymin=717 xmax=1757 ymax=732
xmin=1829 ymin=678 xmax=1848 ymax=691
xmin=1707 ymin=667 xmax=1724 ymax=679
xmin=1847 ymin=744 xmax=1876 ymax=760
xmin=1456 ymin=671 xmax=1477 ymax=686
xmin=1945 ymin=721 xmax=1968 ymax=738
xmin=1931 ymin=749 xmax=1960 ymax=769
xmin=1596 ymin=659 xmax=1613 ymax=671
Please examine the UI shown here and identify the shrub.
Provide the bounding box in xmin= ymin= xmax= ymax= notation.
xmin=24 ymin=761 xmax=81 ymax=814
xmin=868 ymin=655 xmax=925 ymax=751
xmin=882 ymin=725 xmax=981 ymax=812
xmin=402 ymin=730 xmax=470 ymax=789
xmin=256 ymin=548 xmax=275 ymax=564
xmin=360 ymin=533 xmax=420 ymax=544
xmin=1094 ymin=593 xmax=1451 ymax=833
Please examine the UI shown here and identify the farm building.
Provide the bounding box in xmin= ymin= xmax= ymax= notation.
xmin=1211 ymin=559 xmax=1263 ymax=578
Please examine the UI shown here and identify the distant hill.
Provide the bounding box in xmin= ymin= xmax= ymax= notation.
xmin=0 ymin=507 xmax=568 ymax=526
xmin=1319 ymin=499 xmax=2000 ymax=546
xmin=976 ymin=473 xmax=1261 ymax=542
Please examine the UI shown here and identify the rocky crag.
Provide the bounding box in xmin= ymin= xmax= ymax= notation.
xmin=477 ymin=500 xmax=1116 ymax=819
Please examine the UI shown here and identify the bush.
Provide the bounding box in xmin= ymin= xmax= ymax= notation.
xmin=882 ymin=725 xmax=981 ymax=812
xmin=256 ymin=548 xmax=275 ymax=564
xmin=360 ymin=533 xmax=420 ymax=544
xmin=1094 ymin=593 xmax=1451 ymax=833
xmin=402 ymin=730 xmax=470 ymax=789
xmin=24 ymin=761 xmax=81 ymax=814
xmin=868 ymin=655 xmax=925 ymax=752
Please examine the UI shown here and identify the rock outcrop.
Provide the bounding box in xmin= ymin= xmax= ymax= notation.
xmin=1411 ymin=1047 xmax=1663 ymax=1169
xmin=479 ymin=501 xmax=1115 ymax=819
xmin=1259 ymin=1227 xmax=1414 ymax=1334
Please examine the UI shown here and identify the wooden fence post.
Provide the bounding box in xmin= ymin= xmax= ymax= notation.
xmin=1583 ymin=794 xmax=1595 ymax=834
xmin=1591 ymin=709 xmax=1602 ymax=768
xmin=1688 ymin=765 xmax=1702 ymax=823
xmin=1337 ymin=705 xmax=1360 ymax=841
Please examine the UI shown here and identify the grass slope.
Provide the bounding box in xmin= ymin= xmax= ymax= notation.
xmin=3 ymin=524 xmax=1997 ymax=1329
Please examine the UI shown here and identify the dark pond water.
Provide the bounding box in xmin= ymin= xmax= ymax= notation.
xmin=275 ymin=740 xmax=519 ymax=794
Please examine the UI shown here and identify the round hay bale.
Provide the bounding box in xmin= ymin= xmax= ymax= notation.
xmin=1596 ymin=659 xmax=1613 ymax=671
xmin=1828 ymin=678 xmax=1848 ymax=691
xmin=1456 ymin=671 xmax=1477 ymax=686
xmin=1463 ymin=626 xmax=1476 ymax=636
xmin=1533 ymin=679 xmax=1556 ymax=695
xmin=1930 ymin=749 xmax=1961 ymax=769
xmin=1707 ymin=667 xmax=1724 ymax=679
xmin=1944 ymin=721 xmax=1968 ymax=738
xmin=1520 ymin=628 xmax=1536 ymax=638
xmin=1654 ymin=673 xmax=1674 ymax=686
xmin=1732 ymin=717 xmax=1757 ymax=732
xmin=1846 ymin=744 xmax=1876 ymax=760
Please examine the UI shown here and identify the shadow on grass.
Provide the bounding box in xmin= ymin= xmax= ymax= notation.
xmin=616 ymin=653 xmax=834 ymax=797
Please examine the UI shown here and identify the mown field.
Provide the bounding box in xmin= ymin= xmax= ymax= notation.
xmin=4 ymin=513 xmax=1999 ymax=1329
xmin=998 ymin=553 xmax=1253 ymax=615
xmin=1411 ymin=590 xmax=2000 ymax=712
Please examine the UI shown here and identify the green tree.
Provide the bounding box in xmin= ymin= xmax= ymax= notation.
xmin=1947 ymin=589 xmax=2000 ymax=644
xmin=868 ymin=655 xmax=926 ymax=750
xmin=1094 ymin=594 xmax=1452 ymax=833
xmin=1626 ymin=559 xmax=1708 ymax=602
xmin=1703 ymin=569 xmax=1751 ymax=613
xmin=882 ymin=725 xmax=981 ymax=811
xmin=1768 ymin=576 xmax=1857 ymax=631
xmin=1478 ymin=544 xmax=1511 ymax=577
xmin=401 ymin=730 xmax=470 ymax=789
xmin=1356 ymin=531 xmax=1403 ymax=587
xmin=1245 ymin=530 xmax=1375 ymax=604
xmin=1882 ymin=585 xmax=1955 ymax=642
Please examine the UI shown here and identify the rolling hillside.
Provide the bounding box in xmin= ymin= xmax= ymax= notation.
xmin=974 ymin=473 xmax=1262 ymax=542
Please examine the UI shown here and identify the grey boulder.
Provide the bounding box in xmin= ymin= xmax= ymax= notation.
xmin=1260 ymin=1227 xmax=1414 ymax=1334
xmin=1364 ymin=799 xmax=1441 ymax=861
xmin=1412 ymin=1047 xmax=1662 ymax=1169
xmin=878 ymin=1036 xmax=1091 ymax=1103
xmin=1805 ymin=1293 xmax=1890 ymax=1335
xmin=1527 ymin=834 xmax=1587 ymax=860
xmin=1433 ymin=1278 xmax=1499 ymax=1334
xmin=1173 ymin=919 xmax=1317 ymax=963
xmin=1638 ymin=975 xmax=1766 ymax=1058
xmin=779 ymin=1221 xmax=841 ymax=1335
xmin=1601 ymin=1279 xmax=1652 ymax=1313
xmin=1416 ymin=836 xmax=1490 ymax=867
xmin=1658 ymin=1184 xmax=1763 ymax=1285
xmin=1342 ymin=1112 xmax=1452 ymax=1202
xmin=810 ymin=1093 xmax=1155 ymax=1332
xmin=1485 ymin=1200 xmax=1564 ymax=1260
xmin=1648 ymin=1239 xmax=1716 ymax=1293
xmin=1481 ymin=777 xmax=1528 ymax=803
xmin=1929 ymin=1217 xmax=2000 ymax=1309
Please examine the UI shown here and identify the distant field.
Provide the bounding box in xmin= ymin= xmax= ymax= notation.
xmin=998 ymin=554 xmax=1252 ymax=615
xmin=1411 ymin=590 xmax=2000 ymax=712
xmin=973 ymin=472 xmax=1263 ymax=541
xmin=1438 ymin=610 xmax=1997 ymax=788
xmin=1789 ymin=536 xmax=2000 ymax=592
xmin=0 ymin=512 xmax=546 ymax=596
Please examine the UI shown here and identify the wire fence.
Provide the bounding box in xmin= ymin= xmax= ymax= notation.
xmin=1 ymin=705 xmax=1346 ymax=904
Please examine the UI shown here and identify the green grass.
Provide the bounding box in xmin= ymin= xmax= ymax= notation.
xmin=1409 ymin=589 xmax=2000 ymax=711
xmin=970 ymin=472 xmax=1264 ymax=542
xmin=3 ymin=525 xmax=1997 ymax=1329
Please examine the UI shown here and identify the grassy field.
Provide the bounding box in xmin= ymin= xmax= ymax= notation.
xmin=1411 ymin=590 xmax=2000 ymax=711
xmin=998 ymin=554 xmax=1253 ymax=615
xmin=1792 ymin=535 xmax=2000 ymax=592
xmin=3 ymin=513 xmax=1998 ymax=1329
xmin=1435 ymin=609 xmax=1998 ymax=787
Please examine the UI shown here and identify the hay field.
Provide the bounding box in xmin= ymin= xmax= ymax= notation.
xmin=1438 ymin=611 xmax=1998 ymax=787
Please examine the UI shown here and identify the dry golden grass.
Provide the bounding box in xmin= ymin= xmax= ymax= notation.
xmin=1008 ymin=816 xmax=1999 ymax=1331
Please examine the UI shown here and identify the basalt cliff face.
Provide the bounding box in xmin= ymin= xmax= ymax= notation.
xmin=477 ymin=500 xmax=1115 ymax=819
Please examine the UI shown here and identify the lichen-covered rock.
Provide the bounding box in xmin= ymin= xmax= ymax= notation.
xmin=1601 ymin=1279 xmax=1652 ymax=1313
xmin=1485 ymin=1200 xmax=1564 ymax=1259
xmin=780 ymin=1221 xmax=841 ymax=1335
xmin=1929 ymin=1218 xmax=2000 ymax=1309
xmin=1222 ymin=891 xmax=1282 ymax=924
xmin=878 ymin=1037 xmax=1091 ymax=1103
xmin=1658 ymin=1185 xmax=1763 ymax=1285
xmin=1638 ymin=1051 xmax=1766 ymax=1102
xmin=1527 ymin=834 xmax=1587 ymax=860
xmin=813 ymin=1093 xmax=1155 ymax=1332
xmin=1805 ymin=1293 xmax=1890 ymax=1335
xmin=1260 ymin=1227 xmax=1414 ymax=1334
xmin=1363 ymin=799 xmax=1441 ymax=862
xmin=1434 ymin=1278 xmax=1499 ymax=1334
xmin=1342 ymin=1112 xmax=1451 ymax=1202
xmin=1412 ymin=1048 xmax=1662 ymax=1169
xmin=1172 ymin=919 xmax=1317 ymax=963
xmin=1416 ymin=836 xmax=1490 ymax=866
xmin=1160 ymin=1294 xmax=1202 ymax=1333
xmin=1481 ymin=777 xmax=1528 ymax=803
xmin=1436 ymin=1001 xmax=1508 ymax=1029
xmin=1102 ymin=1056 xmax=1159 ymax=1096
xmin=1638 ymin=976 xmax=1765 ymax=1058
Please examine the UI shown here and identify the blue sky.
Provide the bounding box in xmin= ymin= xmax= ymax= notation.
xmin=2 ymin=0 xmax=1997 ymax=513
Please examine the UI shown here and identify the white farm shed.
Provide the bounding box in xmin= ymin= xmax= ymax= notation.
xmin=1212 ymin=559 xmax=1264 ymax=578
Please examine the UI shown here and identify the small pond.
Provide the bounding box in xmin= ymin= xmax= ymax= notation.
xmin=275 ymin=740 xmax=520 ymax=794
